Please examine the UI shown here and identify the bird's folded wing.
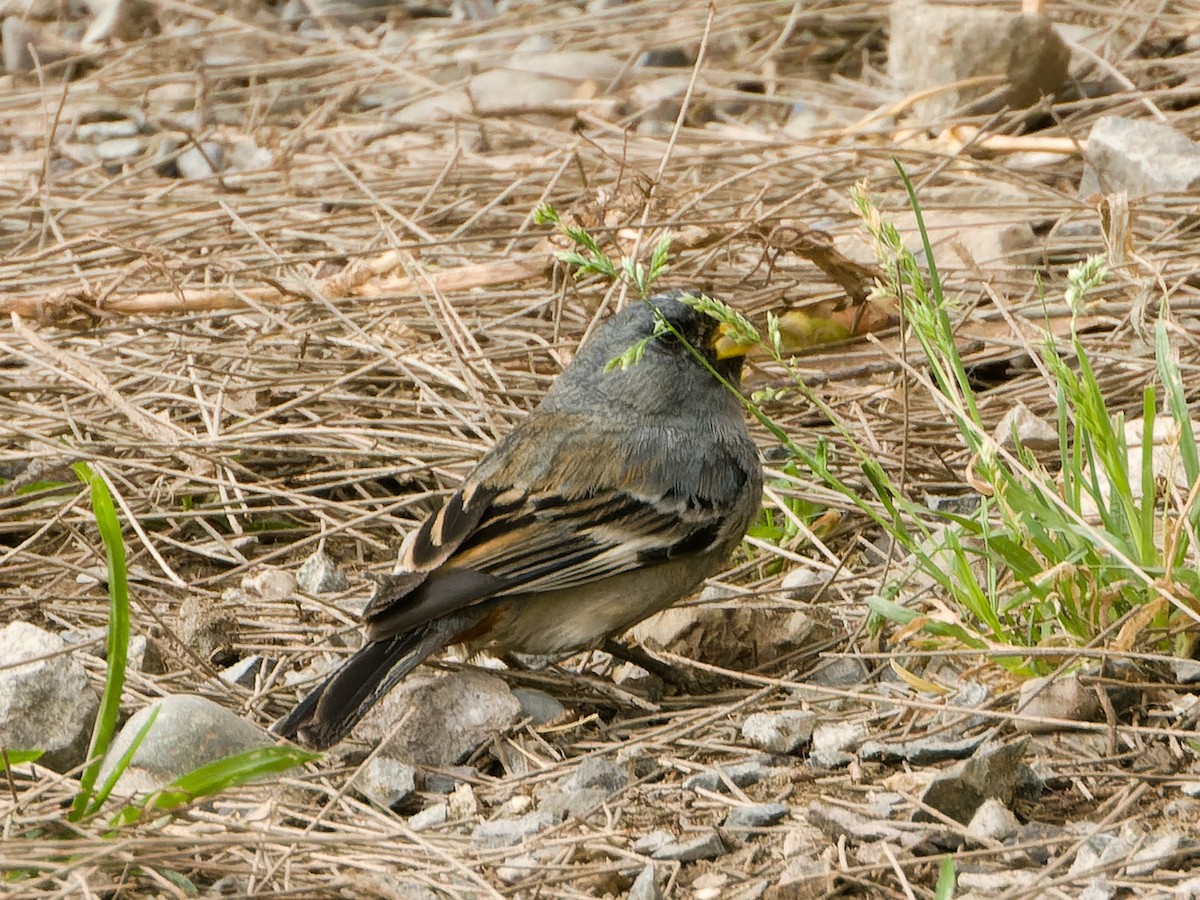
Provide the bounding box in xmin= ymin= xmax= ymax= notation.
xmin=361 ymin=482 xmax=725 ymax=641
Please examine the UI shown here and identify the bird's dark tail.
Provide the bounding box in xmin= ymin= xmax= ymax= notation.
xmin=273 ymin=614 xmax=476 ymax=749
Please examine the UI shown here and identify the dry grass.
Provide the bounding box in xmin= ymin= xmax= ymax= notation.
xmin=3 ymin=0 xmax=1200 ymax=896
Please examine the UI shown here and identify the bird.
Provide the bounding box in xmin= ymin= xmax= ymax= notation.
xmin=275 ymin=290 xmax=762 ymax=749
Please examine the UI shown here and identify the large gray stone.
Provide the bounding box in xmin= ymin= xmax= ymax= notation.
xmin=512 ymin=688 xmax=564 ymax=726
xmin=0 ymin=622 xmax=98 ymax=772
xmin=914 ymin=739 xmax=1030 ymax=824
xmin=888 ymin=1 xmax=1070 ymax=121
xmin=1015 ymin=666 xmax=1141 ymax=734
xmin=1080 ymin=115 xmax=1200 ymax=198
xmin=97 ymin=694 xmax=273 ymax=794
xmin=471 ymin=810 xmax=557 ymax=848
xmin=362 ymin=669 xmax=521 ymax=765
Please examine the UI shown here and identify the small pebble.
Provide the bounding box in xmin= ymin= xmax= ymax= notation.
xmin=97 ymin=137 xmax=146 ymax=162
xmin=683 ymin=760 xmax=774 ymax=792
xmin=651 ymin=831 xmax=728 ymax=862
xmin=408 ymin=802 xmax=448 ymax=832
xmin=297 ymin=551 xmax=349 ymax=594
xmin=724 ymin=802 xmax=790 ymax=832
xmin=633 ymin=831 xmax=674 ymax=855
xmin=741 ymin=711 xmax=814 ymax=754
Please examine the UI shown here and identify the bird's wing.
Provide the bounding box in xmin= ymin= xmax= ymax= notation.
xmin=361 ymin=418 xmax=749 ymax=641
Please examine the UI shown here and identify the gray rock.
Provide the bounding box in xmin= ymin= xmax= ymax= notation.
xmin=808 ymin=749 xmax=855 ymax=769
xmin=940 ymin=681 xmax=992 ymax=733
xmin=631 ymin=602 xmax=822 ymax=672
xmin=779 ymin=568 xmax=824 ymax=599
xmin=1008 ymin=821 xmax=1062 ymax=866
xmin=126 ymin=635 xmax=165 ymax=674
xmin=996 ymin=402 xmax=1059 ymax=451
xmin=724 ymin=802 xmax=790 ymax=832
xmin=888 ymin=1 xmax=1068 ymax=120
xmin=424 ymin=765 xmax=475 ymax=793
xmin=1127 ymin=832 xmax=1186 ymax=876
xmin=914 ymin=739 xmax=1030 ymax=824
xmin=1080 ymin=115 xmax=1200 ymax=198
xmin=97 ymin=694 xmax=273 ymax=794
xmin=920 ymin=204 xmax=1039 ymax=275
xmin=682 ymin=760 xmax=775 ymax=792
xmin=496 ymin=853 xmax=538 ymax=885
xmin=538 ymin=787 xmax=610 ymax=821
xmin=395 ymin=53 xmax=619 ymax=126
xmin=297 ymin=551 xmax=349 ymax=595
xmin=96 ymin=137 xmax=146 ymax=162
xmin=859 ymin=734 xmax=986 ymax=765
xmin=1173 ymin=659 xmax=1200 ymax=684
xmin=177 ymin=594 xmax=238 ymax=667
xmin=568 ymin=756 xmax=630 ymax=793
xmin=632 ymin=830 xmax=674 ymax=855
xmin=509 ymin=51 xmax=623 ymax=83
xmin=76 ymin=120 xmax=140 ymax=142
xmin=923 ymin=493 xmax=981 ymax=516
xmin=809 ymin=658 xmax=870 ymax=688
xmin=176 ymin=142 xmax=225 ymax=179
xmin=408 ymin=801 xmax=447 ymax=831
xmin=1068 ymin=832 xmax=1125 ymax=877
xmin=241 ymin=567 xmax=296 ymax=602
xmin=966 ymin=798 xmax=1020 ymax=844
xmin=512 ymin=688 xmax=565 ymax=725
xmin=806 ymin=800 xmax=926 ymax=848
xmin=650 ymin=830 xmax=727 ymax=862
xmin=353 ymin=755 xmax=416 ymax=809
xmin=0 ymin=622 xmax=98 ymax=772
xmin=741 ymin=711 xmax=814 ymax=754
xmin=778 ymin=854 xmax=834 ymax=889
xmin=218 ymin=655 xmax=272 ymax=689
xmin=361 ymin=670 xmax=521 ymax=765
xmin=628 ymin=864 xmax=662 ymax=900
xmin=812 ymin=720 xmax=867 ymax=755
xmin=1016 ymin=668 xmax=1141 ymax=733
xmin=472 ymin=810 xmax=557 ymax=848
xmin=958 ymin=870 xmax=1038 ymax=892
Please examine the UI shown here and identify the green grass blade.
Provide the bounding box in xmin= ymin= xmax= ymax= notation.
xmin=935 ymin=855 xmax=957 ymax=900
xmin=70 ymin=462 xmax=131 ymax=821
xmin=1139 ymin=387 xmax=1159 ymax=566
xmin=88 ymin=706 xmax=159 ymax=817
xmin=1 ymin=749 xmax=44 ymax=770
xmin=165 ymin=746 xmax=319 ymax=805
xmin=110 ymin=745 xmax=318 ymax=828
xmin=1156 ymin=314 xmax=1200 ymax=507
xmin=866 ymin=595 xmax=986 ymax=647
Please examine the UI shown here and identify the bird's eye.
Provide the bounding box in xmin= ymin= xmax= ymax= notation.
xmin=657 ymin=330 xmax=679 ymax=346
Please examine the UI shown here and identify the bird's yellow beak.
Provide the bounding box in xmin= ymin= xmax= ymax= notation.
xmin=712 ymin=322 xmax=756 ymax=360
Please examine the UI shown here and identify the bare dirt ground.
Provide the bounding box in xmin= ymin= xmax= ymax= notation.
xmin=3 ymin=1 xmax=1200 ymax=897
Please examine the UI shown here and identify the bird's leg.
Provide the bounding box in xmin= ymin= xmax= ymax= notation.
xmin=602 ymin=638 xmax=695 ymax=691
